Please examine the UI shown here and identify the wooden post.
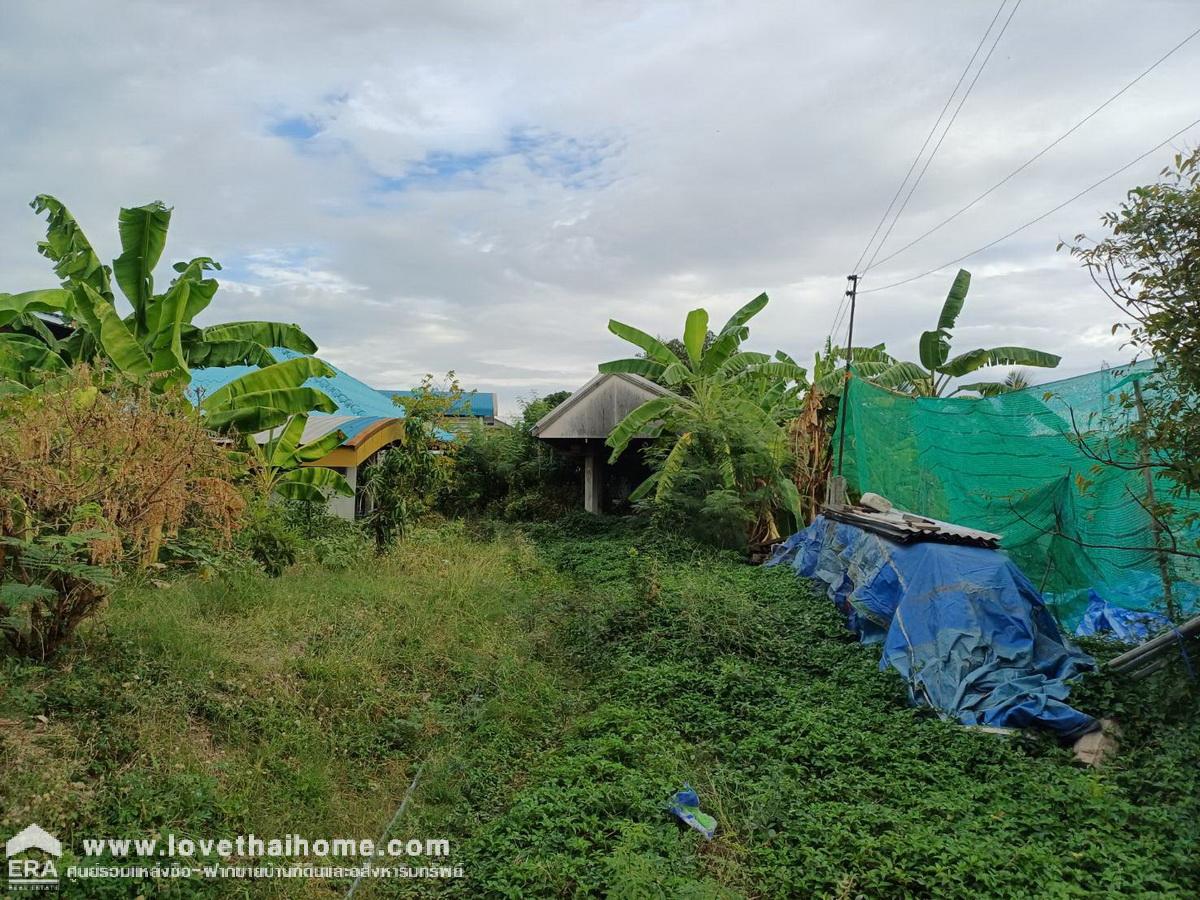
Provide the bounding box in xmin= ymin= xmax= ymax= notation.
xmin=584 ymin=445 xmax=604 ymax=514
xmin=1133 ymin=381 xmax=1178 ymax=622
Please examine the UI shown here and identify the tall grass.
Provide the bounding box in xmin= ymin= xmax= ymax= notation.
xmin=1 ymin=523 xmax=576 ymax=897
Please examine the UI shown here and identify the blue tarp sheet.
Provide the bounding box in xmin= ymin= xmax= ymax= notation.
xmin=769 ymin=516 xmax=1097 ymax=739
xmin=1074 ymin=590 xmax=1172 ymax=643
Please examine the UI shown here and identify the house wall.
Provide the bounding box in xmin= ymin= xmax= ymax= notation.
xmin=329 ymin=465 xmax=357 ymax=520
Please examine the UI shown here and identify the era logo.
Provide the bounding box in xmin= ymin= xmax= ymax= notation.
xmin=5 ymin=824 xmax=61 ymax=891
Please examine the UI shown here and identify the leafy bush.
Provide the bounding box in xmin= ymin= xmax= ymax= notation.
xmin=1064 ymin=148 xmax=1200 ymax=497
xmin=0 ymin=366 xmax=243 ymax=657
xmin=361 ymin=373 xmax=462 ymax=548
xmin=444 ymin=392 xmax=579 ymax=519
xmin=280 ymin=499 xmax=372 ymax=572
xmin=236 ymin=505 xmax=300 ymax=577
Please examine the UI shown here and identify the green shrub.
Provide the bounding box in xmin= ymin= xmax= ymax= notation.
xmin=236 ymin=506 xmax=300 ymax=577
xmin=444 ymin=392 xmax=579 ymax=519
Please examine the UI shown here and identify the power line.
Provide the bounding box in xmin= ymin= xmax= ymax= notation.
xmin=865 ymin=23 xmax=1200 ymax=273
xmin=861 ymin=0 xmax=1023 ymax=273
xmin=832 ymin=0 xmax=1010 ymax=343
xmin=858 ymin=113 xmax=1200 ymax=296
xmin=848 ymin=0 xmax=1008 ymax=279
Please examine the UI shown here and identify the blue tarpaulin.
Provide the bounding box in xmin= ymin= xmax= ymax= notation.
xmin=769 ymin=516 xmax=1097 ymax=739
xmin=1074 ymin=590 xmax=1172 ymax=643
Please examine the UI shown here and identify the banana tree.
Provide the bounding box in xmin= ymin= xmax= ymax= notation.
xmin=246 ymin=413 xmax=353 ymax=502
xmin=0 ymin=289 xmax=74 ymax=390
xmin=600 ymin=294 xmax=805 ymax=392
xmin=601 ymin=294 xmax=804 ymax=545
xmin=10 ymin=196 xmax=318 ymax=392
xmin=810 ymin=341 xmax=927 ymax=396
xmin=198 ymin=355 xmax=339 ymax=434
xmin=906 ymin=269 xmax=1060 ymax=396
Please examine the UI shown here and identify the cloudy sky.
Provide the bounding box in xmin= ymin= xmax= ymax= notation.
xmin=2 ymin=1 xmax=1197 ymax=416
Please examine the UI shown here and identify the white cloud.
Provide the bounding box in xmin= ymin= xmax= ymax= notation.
xmin=0 ymin=0 xmax=1194 ymax=419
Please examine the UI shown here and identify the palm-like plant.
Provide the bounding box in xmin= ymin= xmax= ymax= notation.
xmin=246 ymin=413 xmax=353 ymax=502
xmin=1 ymin=196 xmax=328 ymax=428
xmin=601 ymin=294 xmax=805 ymax=545
xmin=903 ymin=269 xmax=1060 ymax=396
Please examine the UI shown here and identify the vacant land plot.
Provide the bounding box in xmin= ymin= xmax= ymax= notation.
xmin=2 ymin=517 xmax=1197 ymax=897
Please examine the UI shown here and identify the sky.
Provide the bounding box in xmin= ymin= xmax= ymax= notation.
xmin=1 ymin=1 xmax=1197 ymax=418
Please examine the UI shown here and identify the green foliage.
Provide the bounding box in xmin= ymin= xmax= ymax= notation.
xmin=0 ymin=531 xmax=113 ymax=660
xmin=4 ymin=195 xmax=333 ymax=433
xmin=361 ymin=373 xmax=462 ymax=548
xmin=1063 ymin=148 xmax=1200 ymax=496
xmin=444 ymin=391 xmax=580 ymax=519
xmin=456 ymin=518 xmax=1200 ymax=897
xmin=243 ymin=412 xmax=352 ymax=504
xmin=602 ymin=294 xmax=805 ymax=547
xmin=236 ymin=505 xmax=300 ymax=577
xmin=279 ymin=500 xmax=371 ymax=571
xmin=1 ymin=519 xmax=1197 ymax=896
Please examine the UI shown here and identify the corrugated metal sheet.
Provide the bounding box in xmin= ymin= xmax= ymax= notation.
xmin=188 ymin=347 xmax=403 ymax=419
xmin=824 ymin=505 xmax=1002 ymax=548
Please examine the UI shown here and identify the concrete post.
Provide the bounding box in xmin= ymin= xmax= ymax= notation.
xmin=584 ymin=447 xmax=603 ymax=514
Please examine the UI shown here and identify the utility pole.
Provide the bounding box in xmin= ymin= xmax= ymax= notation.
xmin=835 ymin=273 xmax=859 ymax=479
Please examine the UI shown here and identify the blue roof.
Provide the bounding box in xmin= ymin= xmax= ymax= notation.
xmin=187 ymin=349 xmax=458 ymax=445
xmin=188 ymin=348 xmax=403 ymax=419
xmin=378 ymin=388 xmax=495 ymax=418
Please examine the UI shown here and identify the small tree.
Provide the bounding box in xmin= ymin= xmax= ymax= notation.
xmin=601 ymin=295 xmax=805 ymax=548
xmin=361 ymin=373 xmax=462 ymax=548
xmin=1063 ymin=148 xmax=1200 ymax=495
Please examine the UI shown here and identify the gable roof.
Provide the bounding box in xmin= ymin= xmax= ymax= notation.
xmin=532 ymin=372 xmax=670 ymax=440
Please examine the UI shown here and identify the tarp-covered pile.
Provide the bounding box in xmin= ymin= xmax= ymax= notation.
xmin=770 ymin=516 xmax=1097 ymax=739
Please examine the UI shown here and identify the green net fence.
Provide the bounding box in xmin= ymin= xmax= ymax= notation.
xmin=835 ymin=361 xmax=1200 ymax=628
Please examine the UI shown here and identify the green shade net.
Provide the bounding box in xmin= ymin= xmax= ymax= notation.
xmin=834 ymin=361 xmax=1200 ymax=628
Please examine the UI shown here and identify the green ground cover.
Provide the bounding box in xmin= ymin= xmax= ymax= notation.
xmin=1 ymin=517 xmax=1197 ymax=898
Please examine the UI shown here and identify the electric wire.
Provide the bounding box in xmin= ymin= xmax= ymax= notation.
xmin=849 ymin=0 xmax=1010 ymax=278
xmin=865 ymin=23 xmax=1200 ymax=273
xmin=861 ymin=0 xmax=1023 ymax=274
xmin=832 ymin=0 xmax=1010 ymax=344
xmin=858 ymin=113 xmax=1200 ymax=295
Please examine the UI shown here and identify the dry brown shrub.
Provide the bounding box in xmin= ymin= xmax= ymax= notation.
xmin=0 ymin=365 xmax=245 ymax=657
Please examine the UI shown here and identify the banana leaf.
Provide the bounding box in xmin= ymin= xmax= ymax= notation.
xmin=274 ymin=466 xmax=353 ymax=501
xmin=200 ymin=321 xmax=317 ymax=355
xmin=683 ymin=308 xmax=709 ymax=365
xmin=75 ymin=284 xmax=152 ymax=376
xmin=201 ymin=356 xmax=335 ymax=412
xmin=607 ymin=320 xmax=678 ymax=367
xmin=606 ymin=396 xmax=675 ymax=461
xmin=113 ymin=201 xmax=171 ymax=331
